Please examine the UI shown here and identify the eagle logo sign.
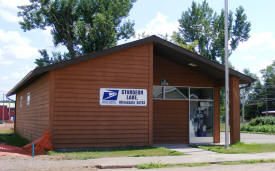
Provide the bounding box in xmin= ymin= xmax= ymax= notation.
xmin=102 ymin=90 xmax=119 ymax=100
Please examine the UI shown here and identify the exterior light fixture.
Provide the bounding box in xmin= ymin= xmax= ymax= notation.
xmin=160 ymin=80 xmax=169 ymax=86
xmin=188 ymin=63 xmax=197 ymax=67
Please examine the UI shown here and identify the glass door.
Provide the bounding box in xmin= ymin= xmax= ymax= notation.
xmin=189 ymin=88 xmax=214 ymax=143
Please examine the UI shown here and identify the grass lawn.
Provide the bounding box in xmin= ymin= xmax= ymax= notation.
xmin=137 ymin=159 xmax=275 ymax=169
xmin=0 ymin=133 xmax=29 ymax=147
xmin=137 ymin=162 xmax=210 ymax=169
xmin=199 ymin=142 xmax=275 ymax=154
xmin=48 ymin=147 xmax=185 ymax=160
xmin=219 ymin=159 xmax=275 ymax=165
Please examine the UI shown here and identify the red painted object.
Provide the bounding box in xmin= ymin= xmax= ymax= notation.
xmin=0 ymin=131 xmax=53 ymax=156
xmin=0 ymin=106 xmax=10 ymax=121
xmin=0 ymin=144 xmax=30 ymax=155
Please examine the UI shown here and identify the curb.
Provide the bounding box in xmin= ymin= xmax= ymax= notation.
xmin=95 ymin=164 xmax=136 ymax=169
xmin=94 ymin=159 xmax=275 ymax=169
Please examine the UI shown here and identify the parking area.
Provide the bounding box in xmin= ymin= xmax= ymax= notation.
xmin=220 ymin=132 xmax=275 ymax=144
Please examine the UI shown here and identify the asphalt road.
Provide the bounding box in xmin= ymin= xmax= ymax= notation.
xmin=220 ymin=132 xmax=275 ymax=144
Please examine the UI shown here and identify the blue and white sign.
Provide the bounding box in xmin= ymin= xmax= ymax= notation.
xmin=100 ymin=88 xmax=147 ymax=106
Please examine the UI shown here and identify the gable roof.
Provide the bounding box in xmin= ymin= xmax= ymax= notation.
xmin=6 ymin=35 xmax=254 ymax=96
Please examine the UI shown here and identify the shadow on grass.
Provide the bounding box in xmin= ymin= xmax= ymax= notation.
xmin=0 ymin=133 xmax=29 ymax=147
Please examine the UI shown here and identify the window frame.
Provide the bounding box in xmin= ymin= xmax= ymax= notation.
xmin=19 ymin=96 xmax=23 ymax=108
xmin=153 ymin=85 xmax=214 ymax=102
xmin=26 ymin=92 xmax=31 ymax=106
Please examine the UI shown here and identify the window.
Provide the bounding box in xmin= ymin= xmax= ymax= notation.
xmin=26 ymin=92 xmax=30 ymax=105
xmin=19 ymin=96 xmax=23 ymax=108
xmin=153 ymin=86 xmax=188 ymax=100
xmin=165 ymin=86 xmax=188 ymax=100
xmin=153 ymin=86 xmax=163 ymax=99
xmin=190 ymin=101 xmax=213 ymax=137
xmin=190 ymin=88 xmax=213 ymax=100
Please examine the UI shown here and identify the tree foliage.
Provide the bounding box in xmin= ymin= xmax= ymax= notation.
xmin=244 ymin=61 xmax=275 ymax=120
xmin=135 ymin=32 xmax=198 ymax=52
xmin=18 ymin=0 xmax=136 ymax=67
xmin=174 ymin=0 xmax=251 ymax=63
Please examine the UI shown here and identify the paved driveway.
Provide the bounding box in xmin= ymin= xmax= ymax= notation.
xmin=220 ymin=132 xmax=275 ymax=144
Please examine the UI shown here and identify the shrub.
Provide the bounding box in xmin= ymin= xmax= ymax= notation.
xmin=241 ymin=124 xmax=275 ymax=134
xmin=248 ymin=116 xmax=275 ymax=126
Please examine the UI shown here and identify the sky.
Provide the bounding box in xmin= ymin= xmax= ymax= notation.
xmin=0 ymin=0 xmax=274 ymax=97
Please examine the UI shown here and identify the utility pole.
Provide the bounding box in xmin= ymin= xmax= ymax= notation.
xmin=8 ymin=99 xmax=10 ymax=120
xmin=265 ymin=87 xmax=268 ymax=115
xmin=224 ymin=0 xmax=230 ymax=148
xmin=242 ymin=94 xmax=245 ymax=122
xmin=2 ymin=93 xmax=4 ymax=123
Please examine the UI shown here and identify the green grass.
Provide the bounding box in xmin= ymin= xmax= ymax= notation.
xmin=219 ymin=159 xmax=275 ymax=165
xmin=137 ymin=163 xmax=172 ymax=169
xmin=199 ymin=142 xmax=275 ymax=154
xmin=48 ymin=147 xmax=185 ymax=160
xmin=0 ymin=133 xmax=29 ymax=147
xmin=137 ymin=159 xmax=275 ymax=169
xmin=137 ymin=162 xmax=210 ymax=169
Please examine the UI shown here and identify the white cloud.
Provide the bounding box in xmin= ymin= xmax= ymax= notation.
xmin=0 ymin=29 xmax=39 ymax=60
xmin=238 ymin=32 xmax=275 ymax=51
xmin=0 ymin=9 xmax=21 ymax=23
xmin=241 ymin=55 xmax=257 ymax=60
xmin=0 ymin=0 xmax=29 ymax=10
xmin=0 ymin=0 xmax=29 ymax=23
xmin=136 ymin=12 xmax=178 ymax=37
xmin=0 ymin=59 xmax=14 ymax=65
xmin=42 ymin=27 xmax=54 ymax=46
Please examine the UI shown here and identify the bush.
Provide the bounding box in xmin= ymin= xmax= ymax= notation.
xmin=241 ymin=124 xmax=275 ymax=134
xmin=248 ymin=116 xmax=275 ymax=126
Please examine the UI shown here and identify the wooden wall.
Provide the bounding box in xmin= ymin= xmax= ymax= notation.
xmin=51 ymin=44 xmax=153 ymax=148
xmin=15 ymin=73 xmax=50 ymax=141
xmin=153 ymin=55 xmax=221 ymax=143
xmin=153 ymin=100 xmax=189 ymax=144
xmin=153 ymin=56 xmax=217 ymax=87
xmin=230 ymin=76 xmax=240 ymax=144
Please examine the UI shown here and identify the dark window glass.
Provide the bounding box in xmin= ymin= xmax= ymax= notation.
xmin=190 ymin=101 xmax=213 ymax=137
xmin=190 ymin=88 xmax=213 ymax=100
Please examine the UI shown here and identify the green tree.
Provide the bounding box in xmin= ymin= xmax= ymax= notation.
xmin=244 ymin=61 xmax=275 ymax=120
xmin=135 ymin=32 xmax=198 ymax=52
xmin=18 ymin=0 xmax=136 ymax=67
xmin=174 ymin=0 xmax=251 ymax=63
xmin=260 ymin=61 xmax=275 ymax=111
xmin=240 ymin=69 xmax=259 ymax=121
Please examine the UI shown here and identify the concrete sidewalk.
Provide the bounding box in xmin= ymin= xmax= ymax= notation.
xmin=92 ymin=145 xmax=275 ymax=168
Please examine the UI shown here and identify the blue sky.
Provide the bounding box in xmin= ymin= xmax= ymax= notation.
xmin=0 ymin=0 xmax=274 ymax=97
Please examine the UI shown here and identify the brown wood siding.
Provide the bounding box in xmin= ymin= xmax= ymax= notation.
xmin=230 ymin=76 xmax=240 ymax=144
xmin=153 ymin=56 xmax=216 ymax=87
xmin=15 ymin=73 xmax=50 ymax=141
xmin=153 ymin=100 xmax=189 ymax=144
xmin=214 ymin=87 xmax=220 ymax=143
xmin=153 ymin=55 xmax=220 ymax=143
xmin=52 ymin=44 xmax=152 ymax=148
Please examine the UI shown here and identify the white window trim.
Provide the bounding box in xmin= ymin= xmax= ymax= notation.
xmin=19 ymin=96 xmax=23 ymax=108
xmin=26 ymin=92 xmax=30 ymax=106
